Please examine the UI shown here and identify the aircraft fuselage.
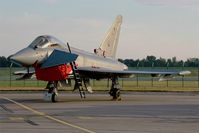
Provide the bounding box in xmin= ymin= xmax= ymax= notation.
xmin=9 ymin=35 xmax=127 ymax=81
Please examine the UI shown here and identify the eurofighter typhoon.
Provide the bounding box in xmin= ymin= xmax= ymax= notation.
xmin=8 ymin=15 xmax=190 ymax=102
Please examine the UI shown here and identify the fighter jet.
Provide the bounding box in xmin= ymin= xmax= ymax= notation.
xmin=8 ymin=15 xmax=191 ymax=102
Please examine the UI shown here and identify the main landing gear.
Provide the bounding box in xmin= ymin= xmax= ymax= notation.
xmin=44 ymin=77 xmax=122 ymax=102
xmin=109 ymin=77 xmax=121 ymax=101
xmin=44 ymin=81 xmax=58 ymax=103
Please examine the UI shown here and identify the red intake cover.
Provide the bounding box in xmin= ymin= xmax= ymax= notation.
xmin=35 ymin=64 xmax=72 ymax=81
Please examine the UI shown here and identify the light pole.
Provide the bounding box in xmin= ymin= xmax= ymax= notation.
xmin=182 ymin=62 xmax=184 ymax=88
xmin=9 ymin=63 xmax=13 ymax=87
xmin=198 ymin=63 xmax=199 ymax=88
xmin=166 ymin=62 xmax=169 ymax=87
xmin=136 ymin=61 xmax=139 ymax=87
xmin=151 ymin=62 xmax=154 ymax=87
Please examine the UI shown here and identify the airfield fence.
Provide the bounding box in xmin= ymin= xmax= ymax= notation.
xmin=0 ymin=67 xmax=199 ymax=91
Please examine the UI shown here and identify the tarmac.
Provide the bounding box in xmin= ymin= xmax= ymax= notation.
xmin=0 ymin=91 xmax=199 ymax=133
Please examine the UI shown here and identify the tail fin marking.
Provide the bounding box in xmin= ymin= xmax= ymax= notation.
xmin=94 ymin=15 xmax=122 ymax=58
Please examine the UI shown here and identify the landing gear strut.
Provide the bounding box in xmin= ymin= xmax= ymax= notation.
xmin=44 ymin=81 xmax=58 ymax=102
xmin=109 ymin=77 xmax=121 ymax=101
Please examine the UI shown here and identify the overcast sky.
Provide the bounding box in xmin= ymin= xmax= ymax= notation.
xmin=0 ymin=0 xmax=198 ymax=60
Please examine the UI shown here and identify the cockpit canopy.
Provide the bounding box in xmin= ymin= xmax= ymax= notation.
xmin=29 ymin=35 xmax=65 ymax=49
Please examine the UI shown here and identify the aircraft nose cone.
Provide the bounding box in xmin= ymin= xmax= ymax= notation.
xmin=9 ymin=47 xmax=36 ymax=66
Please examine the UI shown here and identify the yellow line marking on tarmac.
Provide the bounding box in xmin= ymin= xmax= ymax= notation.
xmin=78 ymin=116 xmax=93 ymax=120
xmin=2 ymin=97 xmax=95 ymax=133
xmin=9 ymin=117 xmax=24 ymax=121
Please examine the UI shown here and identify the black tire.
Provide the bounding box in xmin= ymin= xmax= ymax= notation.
xmin=51 ymin=92 xmax=58 ymax=103
xmin=116 ymin=89 xmax=121 ymax=101
xmin=112 ymin=89 xmax=121 ymax=101
xmin=109 ymin=89 xmax=114 ymax=96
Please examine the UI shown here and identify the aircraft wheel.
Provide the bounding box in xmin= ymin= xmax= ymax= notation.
xmin=51 ymin=92 xmax=58 ymax=103
xmin=115 ymin=89 xmax=121 ymax=101
xmin=110 ymin=77 xmax=121 ymax=101
xmin=111 ymin=88 xmax=121 ymax=101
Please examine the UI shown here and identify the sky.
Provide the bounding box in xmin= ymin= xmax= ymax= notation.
xmin=0 ymin=0 xmax=198 ymax=60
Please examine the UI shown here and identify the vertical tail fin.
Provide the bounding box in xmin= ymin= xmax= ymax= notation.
xmin=94 ymin=15 xmax=122 ymax=58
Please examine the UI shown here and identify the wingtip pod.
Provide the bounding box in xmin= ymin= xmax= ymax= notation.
xmin=159 ymin=70 xmax=191 ymax=81
xmin=179 ymin=71 xmax=191 ymax=76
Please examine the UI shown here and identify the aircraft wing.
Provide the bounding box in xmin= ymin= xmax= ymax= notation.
xmin=12 ymin=66 xmax=190 ymax=81
xmin=77 ymin=67 xmax=191 ymax=81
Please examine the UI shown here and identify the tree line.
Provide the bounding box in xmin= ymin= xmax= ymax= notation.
xmin=118 ymin=56 xmax=199 ymax=67
xmin=0 ymin=56 xmax=199 ymax=67
xmin=0 ymin=56 xmax=18 ymax=67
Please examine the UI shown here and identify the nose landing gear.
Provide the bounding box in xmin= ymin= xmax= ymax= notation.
xmin=44 ymin=81 xmax=58 ymax=102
